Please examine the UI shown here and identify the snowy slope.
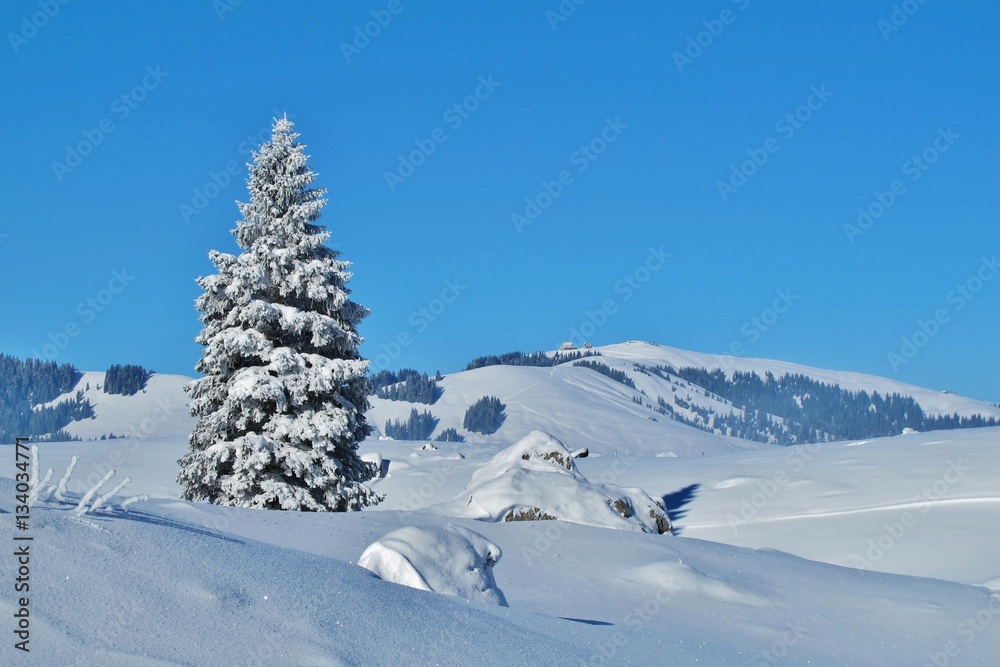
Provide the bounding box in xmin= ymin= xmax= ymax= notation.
xmin=42 ymin=371 xmax=196 ymax=441
xmin=5 ymin=426 xmax=1000 ymax=666
xmin=1 ymin=478 xmax=589 ymax=667
xmin=12 ymin=341 xmax=999 ymax=664
xmin=369 ymin=341 xmax=999 ymax=455
xmin=599 ymin=340 xmax=1000 ymax=418
xmin=41 ymin=341 xmax=998 ymax=455
xmin=613 ymin=426 xmax=1000 ymax=586
xmin=371 ymin=362 xmax=761 ymax=457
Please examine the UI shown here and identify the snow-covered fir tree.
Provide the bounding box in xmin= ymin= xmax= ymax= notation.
xmin=178 ymin=117 xmax=382 ymax=511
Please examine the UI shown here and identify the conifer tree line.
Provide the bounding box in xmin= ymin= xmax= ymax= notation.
xmin=573 ymin=360 xmax=637 ymax=389
xmin=463 ymin=396 xmax=506 ymax=435
xmin=103 ymin=364 xmax=150 ymax=396
xmin=640 ymin=365 xmax=999 ymax=444
xmin=177 ymin=118 xmax=380 ymax=512
xmin=434 ymin=427 xmax=465 ymax=442
xmin=0 ymin=354 xmax=92 ymax=443
xmin=384 ymin=408 xmax=438 ymax=440
xmin=370 ymin=368 xmax=441 ymax=404
xmin=465 ymin=349 xmax=600 ymax=371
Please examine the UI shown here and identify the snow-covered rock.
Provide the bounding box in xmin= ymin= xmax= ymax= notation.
xmin=358 ymin=524 xmax=507 ymax=606
xmin=439 ymin=431 xmax=672 ymax=534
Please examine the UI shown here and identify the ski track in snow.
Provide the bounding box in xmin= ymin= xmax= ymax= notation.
xmin=685 ymin=496 xmax=1000 ymax=528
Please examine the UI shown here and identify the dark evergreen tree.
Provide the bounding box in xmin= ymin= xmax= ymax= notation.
xmin=463 ymin=396 xmax=506 ymax=435
xmin=384 ymin=408 xmax=438 ymax=440
xmin=434 ymin=427 xmax=465 ymax=443
xmin=104 ymin=364 xmax=150 ymax=395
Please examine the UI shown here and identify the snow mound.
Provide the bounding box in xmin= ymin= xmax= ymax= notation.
xmin=440 ymin=430 xmax=672 ymax=534
xmin=979 ymin=576 xmax=1000 ymax=592
xmin=358 ymin=524 xmax=508 ymax=606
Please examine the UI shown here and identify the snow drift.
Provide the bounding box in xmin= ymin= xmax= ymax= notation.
xmin=358 ymin=524 xmax=508 ymax=606
xmin=439 ymin=431 xmax=672 ymax=534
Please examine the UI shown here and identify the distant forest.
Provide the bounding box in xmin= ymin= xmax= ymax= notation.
xmin=0 ymin=354 xmax=92 ymax=443
xmin=642 ymin=365 xmax=999 ymax=445
xmin=370 ymin=368 xmax=441 ymax=405
xmin=384 ymin=408 xmax=438 ymax=440
xmin=573 ymin=360 xmax=637 ymax=389
xmin=465 ymin=349 xmax=600 ymax=371
xmin=103 ymin=364 xmax=150 ymax=396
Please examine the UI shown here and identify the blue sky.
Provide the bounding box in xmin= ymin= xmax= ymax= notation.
xmin=2 ymin=1 xmax=997 ymax=401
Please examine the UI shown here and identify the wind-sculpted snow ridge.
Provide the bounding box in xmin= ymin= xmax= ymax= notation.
xmin=359 ymin=524 xmax=508 ymax=606
xmin=438 ymin=430 xmax=672 ymax=534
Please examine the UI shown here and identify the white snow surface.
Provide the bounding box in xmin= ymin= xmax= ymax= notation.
xmin=358 ymin=524 xmax=508 ymax=606
xmin=439 ymin=430 xmax=670 ymax=534
xmin=5 ymin=424 xmax=999 ymax=665
xmin=10 ymin=342 xmax=1000 ymax=664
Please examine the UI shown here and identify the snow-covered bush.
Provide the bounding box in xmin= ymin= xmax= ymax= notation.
xmin=177 ymin=117 xmax=380 ymax=512
xmin=28 ymin=446 xmax=147 ymax=516
xmin=358 ymin=524 xmax=508 ymax=606
xmin=440 ymin=431 xmax=672 ymax=534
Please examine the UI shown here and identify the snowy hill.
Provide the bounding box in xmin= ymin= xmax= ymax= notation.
xmin=369 ymin=340 xmax=998 ymax=453
xmin=371 ymin=362 xmax=759 ymax=457
xmin=39 ymin=341 xmax=999 ymax=457
xmin=598 ymin=340 xmax=1000 ymax=418
xmin=44 ymin=371 xmax=196 ymax=442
